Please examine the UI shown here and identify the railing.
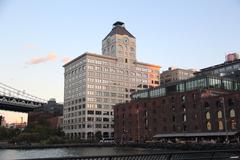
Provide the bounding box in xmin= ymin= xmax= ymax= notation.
xmin=20 ymin=150 xmax=240 ymax=160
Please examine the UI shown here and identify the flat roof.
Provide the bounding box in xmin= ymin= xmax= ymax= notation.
xmin=63 ymin=52 xmax=161 ymax=69
xmin=134 ymin=61 xmax=161 ymax=69
xmin=63 ymin=52 xmax=117 ymax=67
xmin=153 ymin=132 xmax=238 ymax=138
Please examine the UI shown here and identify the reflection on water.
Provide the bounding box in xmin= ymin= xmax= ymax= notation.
xmin=0 ymin=147 xmax=164 ymax=160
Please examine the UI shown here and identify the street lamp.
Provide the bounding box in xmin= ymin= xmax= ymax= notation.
xmin=220 ymin=97 xmax=229 ymax=142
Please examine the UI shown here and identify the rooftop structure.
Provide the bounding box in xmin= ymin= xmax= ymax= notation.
xmin=132 ymin=75 xmax=240 ymax=100
xmin=195 ymin=54 xmax=240 ymax=80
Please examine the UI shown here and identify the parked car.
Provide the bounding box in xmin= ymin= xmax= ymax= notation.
xmin=99 ymin=138 xmax=115 ymax=144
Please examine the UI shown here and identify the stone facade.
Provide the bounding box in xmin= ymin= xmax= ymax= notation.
xmin=63 ymin=22 xmax=160 ymax=139
xmin=160 ymin=67 xmax=195 ymax=85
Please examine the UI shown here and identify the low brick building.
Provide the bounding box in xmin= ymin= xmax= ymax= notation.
xmin=28 ymin=99 xmax=63 ymax=129
xmin=114 ymin=76 xmax=240 ymax=143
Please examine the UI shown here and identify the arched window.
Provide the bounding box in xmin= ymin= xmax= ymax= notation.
xmin=183 ymin=114 xmax=187 ymax=122
xmin=130 ymin=47 xmax=135 ymax=52
xmin=206 ymin=112 xmax=211 ymax=120
xmin=218 ymin=121 xmax=224 ymax=130
xmin=111 ymin=45 xmax=116 ymax=52
xmin=230 ymin=109 xmax=236 ymax=118
xmin=217 ymin=111 xmax=222 ymax=119
xmin=118 ymin=45 xmax=123 ymax=51
xmin=207 ymin=122 xmax=212 ymax=130
xmin=125 ymin=45 xmax=128 ymax=51
xmin=181 ymin=95 xmax=186 ymax=102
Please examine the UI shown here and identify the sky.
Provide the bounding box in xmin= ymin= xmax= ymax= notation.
xmin=0 ymin=0 xmax=240 ymax=123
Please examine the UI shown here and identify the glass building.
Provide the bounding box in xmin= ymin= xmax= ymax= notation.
xmin=132 ymin=76 xmax=240 ymax=99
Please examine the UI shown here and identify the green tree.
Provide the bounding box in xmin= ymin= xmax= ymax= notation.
xmin=0 ymin=126 xmax=8 ymax=140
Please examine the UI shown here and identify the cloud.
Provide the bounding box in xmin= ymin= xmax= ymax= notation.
xmin=62 ymin=57 xmax=71 ymax=64
xmin=26 ymin=52 xmax=57 ymax=65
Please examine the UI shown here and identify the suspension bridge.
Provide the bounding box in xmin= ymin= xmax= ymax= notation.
xmin=0 ymin=82 xmax=47 ymax=112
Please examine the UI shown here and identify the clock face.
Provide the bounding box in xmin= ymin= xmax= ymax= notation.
xmin=123 ymin=37 xmax=129 ymax=44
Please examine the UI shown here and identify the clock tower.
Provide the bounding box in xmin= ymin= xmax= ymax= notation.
xmin=102 ymin=21 xmax=136 ymax=64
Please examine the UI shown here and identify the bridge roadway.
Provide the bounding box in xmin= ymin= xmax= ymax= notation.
xmin=0 ymin=95 xmax=45 ymax=113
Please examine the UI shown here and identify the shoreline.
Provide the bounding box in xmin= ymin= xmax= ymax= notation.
xmin=0 ymin=142 xmax=239 ymax=150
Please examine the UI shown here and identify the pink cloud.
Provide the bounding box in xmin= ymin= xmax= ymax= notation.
xmin=26 ymin=52 xmax=57 ymax=65
xmin=62 ymin=57 xmax=71 ymax=64
xmin=47 ymin=53 xmax=57 ymax=61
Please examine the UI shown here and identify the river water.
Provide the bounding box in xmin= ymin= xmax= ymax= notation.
xmin=0 ymin=147 xmax=167 ymax=160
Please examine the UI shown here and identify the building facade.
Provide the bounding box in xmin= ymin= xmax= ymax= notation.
xmin=33 ymin=98 xmax=63 ymax=116
xmin=114 ymin=76 xmax=240 ymax=143
xmin=63 ymin=22 xmax=160 ymax=139
xmin=28 ymin=99 xmax=63 ymax=129
xmin=160 ymin=67 xmax=196 ymax=85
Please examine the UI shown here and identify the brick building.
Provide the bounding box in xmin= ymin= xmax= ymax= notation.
xmin=28 ymin=99 xmax=63 ymax=129
xmin=114 ymin=76 xmax=240 ymax=143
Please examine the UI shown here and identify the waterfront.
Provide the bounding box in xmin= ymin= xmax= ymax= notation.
xmin=0 ymin=147 xmax=239 ymax=160
xmin=0 ymin=147 xmax=166 ymax=160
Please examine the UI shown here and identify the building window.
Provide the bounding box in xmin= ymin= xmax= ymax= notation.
xmin=207 ymin=122 xmax=212 ymax=130
xmin=162 ymin=99 xmax=166 ymax=104
xmin=192 ymin=93 xmax=196 ymax=100
xmin=144 ymin=110 xmax=148 ymax=117
xmin=228 ymin=98 xmax=234 ymax=106
xmin=183 ymin=125 xmax=187 ymax=131
xmin=181 ymin=95 xmax=186 ymax=102
xmin=182 ymin=105 xmax=186 ymax=112
xmin=231 ymin=120 xmax=237 ymax=129
xmin=118 ymin=45 xmax=123 ymax=51
xmin=218 ymin=120 xmax=224 ymax=130
xmin=193 ymin=114 xmax=198 ymax=119
xmin=171 ymin=97 xmax=174 ymax=103
xmin=217 ymin=111 xmax=222 ymax=119
xmin=230 ymin=109 xmax=236 ymax=118
xmin=172 ymin=115 xmax=176 ymax=122
xmin=173 ymin=125 xmax=176 ymax=131
xmin=216 ymin=100 xmax=221 ymax=107
xmin=194 ymin=125 xmax=198 ymax=130
xmin=204 ymin=102 xmax=209 ymax=109
xmin=125 ymin=59 xmax=128 ymax=63
xmin=87 ymin=110 xmax=94 ymax=115
xmin=145 ymin=119 xmax=148 ymax=127
xmin=95 ymin=111 xmax=102 ymax=115
xmin=183 ymin=114 xmax=187 ymax=122
xmin=206 ymin=112 xmax=211 ymax=120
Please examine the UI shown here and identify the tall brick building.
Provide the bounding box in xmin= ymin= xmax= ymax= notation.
xmin=114 ymin=76 xmax=240 ymax=143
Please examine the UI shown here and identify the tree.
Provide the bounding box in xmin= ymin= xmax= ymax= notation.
xmin=0 ymin=116 xmax=2 ymax=126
